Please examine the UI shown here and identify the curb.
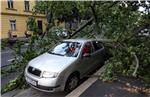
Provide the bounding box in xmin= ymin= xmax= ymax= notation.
xmin=66 ymin=65 xmax=106 ymax=97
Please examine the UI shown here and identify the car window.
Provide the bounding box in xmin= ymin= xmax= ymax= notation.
xmin=82 ymin=42 xmax=93 ymax=54
xmin=48 ymin=41 xmax=82 ymax=57
xmin=92 ymin=41 xmax=103 ymax=51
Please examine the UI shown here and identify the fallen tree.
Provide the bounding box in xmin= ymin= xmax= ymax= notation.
xmin=2 ymin=1 xmax=150 ymax=94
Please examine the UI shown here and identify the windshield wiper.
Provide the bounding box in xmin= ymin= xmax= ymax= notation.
xmin=48 ymin=51 xmax=64 ymax=56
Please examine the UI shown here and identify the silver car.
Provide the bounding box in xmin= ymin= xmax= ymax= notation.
xmin=25 ymin=39 xmax=106 ymax=93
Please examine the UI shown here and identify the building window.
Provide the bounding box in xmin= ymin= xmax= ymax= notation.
xmin=7 ymin=0 xmax=13 ymax=9
xmin=10 ymin=20 xmax=16 ymax=31
xmin=24 ymin=0 xmax=30 ymax=11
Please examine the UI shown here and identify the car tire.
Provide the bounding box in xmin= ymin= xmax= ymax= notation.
xmin=65 ymin=73 xmax=79 ymax=93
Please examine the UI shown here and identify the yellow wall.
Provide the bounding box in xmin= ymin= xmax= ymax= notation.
xmin=1 ymin=0 xmax=47 ymax=39
xmin=1 ymin=15 xmax=47 ymax=38
xmin=1 ymin=0 xmax=36 ymax=15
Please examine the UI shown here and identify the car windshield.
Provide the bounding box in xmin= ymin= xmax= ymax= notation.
xmin=48 ymin=41 xmax=82 ymax=57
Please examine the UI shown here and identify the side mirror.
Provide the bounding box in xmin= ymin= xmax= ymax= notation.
xmin=83 ymin=53 xmax=91 ymax=57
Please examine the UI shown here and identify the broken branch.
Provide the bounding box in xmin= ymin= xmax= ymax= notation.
xmin=68 ymin=17 xmax=94 ymax=38
xmin=132 ymin=53 xmax=139 ymax=77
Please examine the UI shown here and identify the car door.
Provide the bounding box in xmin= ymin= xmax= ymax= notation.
xmin=76 ymin=41 xmax=95 ymax=77
xmin=92 ymin=41 xmax=105 ymax=67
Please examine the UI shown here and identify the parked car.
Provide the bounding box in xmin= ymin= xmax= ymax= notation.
xmin=25 ymin=39 xmax=107 ymax=93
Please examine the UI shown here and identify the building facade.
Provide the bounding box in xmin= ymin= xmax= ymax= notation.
xmin=1 ymin=0 xmax=47 ymax=39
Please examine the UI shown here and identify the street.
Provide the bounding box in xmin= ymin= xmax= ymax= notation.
xmin=1 ymin=47 xmax=15 ymax=67
xmin=1 ymin=43 xmax=28 ymax=67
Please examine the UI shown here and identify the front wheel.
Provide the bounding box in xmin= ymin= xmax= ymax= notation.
xmin=65 ymin=73 xmax=79 ymax=93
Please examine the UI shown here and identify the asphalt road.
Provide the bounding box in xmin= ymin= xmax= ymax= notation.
xmin=1 ymin=47 xmax=15 ymax=67
xmin=1 ymin=44 xmax=28 ymax=67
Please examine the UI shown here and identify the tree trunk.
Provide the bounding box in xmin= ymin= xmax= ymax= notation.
xmin=90 ymin=2 xmax=119 ymax=37
xmin=90 ymin=2 xmax=101 ymax=35
xmin=68 ymin=17 xmax=94 ymax=38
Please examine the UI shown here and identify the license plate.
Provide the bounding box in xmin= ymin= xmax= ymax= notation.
xmin=26 ymin=77 xmax=37 ymax=86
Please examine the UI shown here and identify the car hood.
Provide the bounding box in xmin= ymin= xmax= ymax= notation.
xmin=28 ymin=52 xmax=77 ymax=72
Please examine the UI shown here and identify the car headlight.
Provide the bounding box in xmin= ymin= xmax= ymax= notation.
xmin=42 ymin=71 xmax=59 ymax=78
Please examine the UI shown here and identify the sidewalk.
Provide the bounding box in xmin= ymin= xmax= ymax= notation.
xmin=79 ymin=77 xmax=148 ymax=97
xmin=7 ymin=37 xmax=30 ymax=42
xmin=2 ymin=88 xmax=66 ymax=97
xmin=1 ymin=37 xmax=29 ymax=54
xmin=1 ymin=37 xmax=30 ymax=50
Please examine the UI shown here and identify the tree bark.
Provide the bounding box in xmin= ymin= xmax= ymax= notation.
xmin=90 ymin=1 xmax=119 ymax=37
xmin=41 ymin=23 xmax=54 ymax=38
xmin=90 ymin=2 xmax=101 ymax=35
xmin=68 ymin=17 xmax=94 ymax=38
xmin=41 ymin=4 xmax=53 ymax=38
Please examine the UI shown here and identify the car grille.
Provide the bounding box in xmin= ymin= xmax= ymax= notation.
xmin=28 ymin=66 xmax=41 ymax=77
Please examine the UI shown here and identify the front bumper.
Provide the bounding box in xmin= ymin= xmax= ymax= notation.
xmin=28 ymin=83 xmax=61 ymax=92
xmin=25 ymin=72 xmax=62 ymax=92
